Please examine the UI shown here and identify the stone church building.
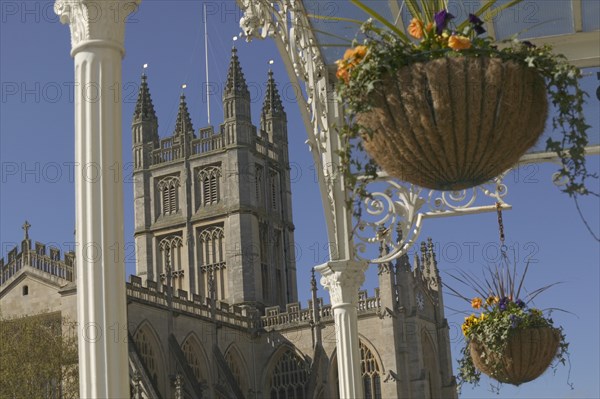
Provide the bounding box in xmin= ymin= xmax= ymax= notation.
xmin=0 ymin=49 xmax=457 ymax=399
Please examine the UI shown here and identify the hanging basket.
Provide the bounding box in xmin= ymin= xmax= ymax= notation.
xmin=469 ymin=327 xmax=560 ymax=385
xmin=356 ymin=57 xmax=548 ymax=190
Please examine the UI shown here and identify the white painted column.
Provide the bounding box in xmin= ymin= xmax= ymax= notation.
xmin=316 ymin=260 xmax=368 ymax=398
xmin=54 ymin=1 xmax=139 ymax=397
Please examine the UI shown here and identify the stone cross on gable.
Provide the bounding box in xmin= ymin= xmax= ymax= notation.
xmin=22 ymin=221 xmax=31 ymax=240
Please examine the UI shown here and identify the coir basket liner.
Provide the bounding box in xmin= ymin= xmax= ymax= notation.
xmin=357 ymin=57 xmax=548 ymax=190
xmin=469 ymin=327 xmax=560 ymax=385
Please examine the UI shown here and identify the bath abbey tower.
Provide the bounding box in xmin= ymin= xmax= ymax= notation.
xmin=0 ymin=49 xmax=457 ymax=399
xmin=131 ymin=47 xmax=297 ymax=310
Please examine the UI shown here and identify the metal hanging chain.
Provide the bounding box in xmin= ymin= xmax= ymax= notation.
xmin=496 ymin=202 xmax=506 ymax=251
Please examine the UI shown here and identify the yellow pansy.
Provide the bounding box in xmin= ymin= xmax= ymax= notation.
xmin=486 ymin=296 xmax=499 ymax=306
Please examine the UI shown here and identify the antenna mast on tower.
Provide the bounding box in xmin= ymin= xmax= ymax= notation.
xmin=203 ymin=2 xmax=211 ymax=125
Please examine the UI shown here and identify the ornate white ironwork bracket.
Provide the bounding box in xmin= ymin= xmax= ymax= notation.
xmin=352 ymin=145 xmax=600 ymax=263
xmin=354 ymin=174 xmax=511 ymax=263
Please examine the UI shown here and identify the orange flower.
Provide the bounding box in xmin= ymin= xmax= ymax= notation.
xmin=336 ymin=67 xmax=350 ymax=84
xmin=471 ymin=297 xmax=482 ymax=309
xmin=424 ymin=22 xmax=434 ymax=35
xmin=352 ymin=45 xmax=368 ymax=59
xmin=341 ymin=45 xmax=368 ymax=64
xmin=448 ymin=35 xmax=472 ymax=50
xmin=408 ymin=18 xmax=424 ymax=39
xmin=335 ymin=45 xmax=368 ymax=83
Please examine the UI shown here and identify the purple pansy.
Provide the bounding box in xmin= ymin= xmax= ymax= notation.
xmin=499 ymin=297 xmax=509 ymax=311
xmin=509 ymin=314 xmax=520 ymax=328
xmin=468 ymin=13 xmax=486 ymax=35
xmin=434 ymin=10 xmax=455 ymax=35
xmin=516 ymin=299 xmax=526 ymax=308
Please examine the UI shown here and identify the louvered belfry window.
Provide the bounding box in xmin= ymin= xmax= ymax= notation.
xmin=158 ymin=176 xmax=180 ymax=216
xmin=199 ymin=166 xmax=221 ymax=206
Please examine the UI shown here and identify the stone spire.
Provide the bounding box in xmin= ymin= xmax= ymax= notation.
xmin=425 ymin=238 xmax=440 ymax=290
xmin=310 ymin=268 xmax=322 ymax=346
xmin=173 ymin=93 xmax=194 ymax=137
xmin=260 ymin=69 xmax=287 ymax=145
xmin=395 ymin=224 xmax=412 ymax=272
xmin=133 ymin=73 xmax=157 ymax=123
xmin=224 ymin=47 xmax=249 ymax=97
xmin=262 ymin=70 xmax=285 ymax=118
xmin=420 ymin=242 xmax=428 ymax=271
xmin=221 ymin=47 xmax=252 ymax=139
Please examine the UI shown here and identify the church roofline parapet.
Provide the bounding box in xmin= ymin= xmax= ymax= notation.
xmin=126 ymin=275 xmax=259 ymax=332
xmin=260 ymin=288 xmax=382 ymax=331
xmin=0 ymin=265 xmax=73 ymax=297
xmin=126 ymin=273 xmax=385 ymax=332
xmin=1 ymin=225 xmax=75 ymax=287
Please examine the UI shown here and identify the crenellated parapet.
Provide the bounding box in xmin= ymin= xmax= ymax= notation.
xmin=260 ymin=289 xmax=381 ymax=330
xmin=0 ymin=248 xmax=75 ymax=287
xmin=0 ymin=223 xmax=75 ymax=287
xmin=150 ymin=125 xmax=230 ymax=166
xmin=126 ymin=274 xmax=383 ymax=332
xmin=126 ymin=275 xmax=257 ymax=331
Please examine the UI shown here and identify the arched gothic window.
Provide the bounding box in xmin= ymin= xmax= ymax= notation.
xmin=158 ymin=176 xmax=180 ymax=216
xmin=159 ymin=235 xmax=184 ymax=290
xmin=198 ymin=226 xmax=226 ymax=300
xmin=198 ymin=166 xmax=221 ymax=206
xmin=421 ymin=330 xmax=442 ymax=398
xmin=134 ymin=324 xmax=163 ymax=393
xmin=360 ymin=342 xmax=382 ymax=399
xmin=268 ymin=349 xmax=309 ymax=399
xmin=331 ymin=342 xmax=382 ymax=399
xmin=225 ymin=347 xmax=248 ymax=396
xmin=182 ymin=336 xmax=208 ymax=385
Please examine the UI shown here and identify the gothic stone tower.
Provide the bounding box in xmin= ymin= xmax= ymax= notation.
xmin=132 ymin=48 xmax=297 ymax=308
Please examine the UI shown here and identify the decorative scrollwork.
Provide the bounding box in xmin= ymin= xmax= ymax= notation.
xmin=354 ymin=174 xmax=509 ymax=264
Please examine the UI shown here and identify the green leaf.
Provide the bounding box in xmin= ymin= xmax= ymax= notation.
xmin=350 ymin=0 xmax=411 ymax=42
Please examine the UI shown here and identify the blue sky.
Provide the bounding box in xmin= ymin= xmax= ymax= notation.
xmin=1 ymin=1 xmax=598 ymax=398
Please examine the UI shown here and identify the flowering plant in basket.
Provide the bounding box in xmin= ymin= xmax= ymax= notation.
xmin=445 ymin=259 xmax=570 ymax=390
xmin=333 ymin=0 xmax=595 ymax=200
